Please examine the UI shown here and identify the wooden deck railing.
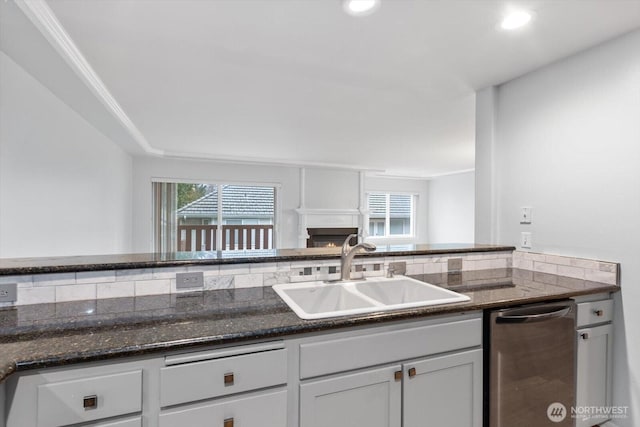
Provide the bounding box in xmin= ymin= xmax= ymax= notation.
xmin=178 ymin=224 xmax=273 ymax=251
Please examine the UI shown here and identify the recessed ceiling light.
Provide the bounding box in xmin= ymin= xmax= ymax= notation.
xmin=500 ymin=10 xmax=533 ymax=30
xmin=343 ymin=0 xmax=380 ymax=17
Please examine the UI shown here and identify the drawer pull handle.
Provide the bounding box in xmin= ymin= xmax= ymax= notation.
xmin=581 ymin=332 xmax=590 ymax=340
xmin=224 ymin=372 xmax=234 ymax=386
xmin=594 ymin=309 xmax=604 ymax=317
xmin=83 ymin=395 xmax=98 ymax=410
xmin=394 ymin=370 xmax=403 ymax=381
xmin=408 ymin=367 xmax=417 ymax=378
xmin=224 ymin=418 xmax=234 ymax=427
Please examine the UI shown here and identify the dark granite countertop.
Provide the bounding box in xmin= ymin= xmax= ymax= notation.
xmin=0 ymin=268 xmax=618 ymax=382
xmin=0 ymin=244 xmax=514 ymax=276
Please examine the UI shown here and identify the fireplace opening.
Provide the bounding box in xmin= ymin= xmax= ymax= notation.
xmin=307 ymin=228 xmax=358 ymax=248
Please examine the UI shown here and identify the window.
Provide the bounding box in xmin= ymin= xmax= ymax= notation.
xmin=367 ymin=193 xmax=414 ymax=238
xmin=153 ymin=182 xmax=276 ymax=252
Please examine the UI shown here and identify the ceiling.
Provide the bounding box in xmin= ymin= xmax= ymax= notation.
xmin=22 ymin=1 xmax=640 ymax=176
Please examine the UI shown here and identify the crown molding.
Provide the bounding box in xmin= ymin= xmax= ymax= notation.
xmin=14 ymin=0 xmax=163 ymax=156
xmin=368 ymin=168 xmax=475 ymax=180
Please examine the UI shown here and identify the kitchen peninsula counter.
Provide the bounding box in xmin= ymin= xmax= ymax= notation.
xmin=0 ymin=268 xmax=619 ymax=382
xmin=0 ymin=244 xmax=514 ymax=276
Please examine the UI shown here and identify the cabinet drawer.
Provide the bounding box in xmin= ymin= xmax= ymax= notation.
xmin=36 ymin=370 xmax=142 ymax=427
xmin=300 ymin=317 xmax=481 ymax=379
xmin=160 ymin=349 xmax=287 ymax=407
xmin=92 ymin=417 xmax=142 ymax=427
xmin=159 ymin=389 xmax=287 ymax=427
xmin=577 ymin=299 xmax=613 ymax=327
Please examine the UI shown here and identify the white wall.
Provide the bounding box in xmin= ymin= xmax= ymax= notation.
xmin=476 ymin=30 xmax=640 ymax=426
xmin=475 ymin=87 xmax=497 ymax=244
xmin=365 ymin=176 xmax=429 ymax=243
xmin=428 ymin=172 xmax=475 ymax=243
xmin=0 ymin=52 xmax=133 ymax=257
xmin=305 ymin=168 xmax=360 ymax=210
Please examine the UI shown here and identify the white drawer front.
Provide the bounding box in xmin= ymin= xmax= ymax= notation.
xmin=36 ymin=370 xmax=142 ymax=427
xmin=159 ymin=389 xmax=287 ymax=427
xmin=577 ymin=299 xmax=613 ymax=327
xmin=300 ymin=318 xmax=482 ymax=379
xmin=160 ymin=349 xmax=287 ymax=407
xmin=92 ymin=417 xmax=143 ymax=427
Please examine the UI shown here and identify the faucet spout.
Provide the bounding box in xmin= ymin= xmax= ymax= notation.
xmin=340 ymin=234 xmax=376 ymax=281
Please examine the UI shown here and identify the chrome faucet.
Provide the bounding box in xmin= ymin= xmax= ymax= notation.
xmin=340 ymin=233 xmax=376 ymax=281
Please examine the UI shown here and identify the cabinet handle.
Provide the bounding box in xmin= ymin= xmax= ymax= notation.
xmin=408 ymin=367 xmax=417 ymax=378
xmin=224 ymin=418 xmax=234 ymax=427
xmin=394 ymin=370 xmax=403 ymax=381
xmin=224 ymin=372 xmax=234 ymax=386
xmin=581 ymin=332 xmax=590 ymax=340
xmin=594 ymin=309 xmax=604 ymax=317
xmin=83 ymin=395 xmax=98 ymax=410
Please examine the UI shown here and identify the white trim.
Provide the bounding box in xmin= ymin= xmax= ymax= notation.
xmin=150 ymin=177 xmax=283 ymax=189
xmin=162 ymin=150 xmax=386 ymax=174
xmin=368 ymin=168 xmax=476 ymax=180
xmin=295 ymin=208 xmax=362 ymax=216
xmin=366 ymin=192 xmax=417 ymax=240
xmin=15 ymin=0 xmax=163 ymax=156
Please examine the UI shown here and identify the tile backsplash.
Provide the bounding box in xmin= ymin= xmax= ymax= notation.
xmin=512 ymin=251 xmax=618 ymax=285
xmin=0 ymin=249 xmax=619 ymax=306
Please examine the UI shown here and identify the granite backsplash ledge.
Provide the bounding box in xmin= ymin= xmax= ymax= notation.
xmin=0 ymin=244 xmax=513 ymax=276
xmin=0 ymin=247 xmax=619 ymax=308
xmin=0 ymin=246 xmax=516 ymax=306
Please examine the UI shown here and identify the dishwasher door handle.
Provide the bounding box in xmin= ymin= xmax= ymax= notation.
xmin=495 ymin=305 xmax=572 ymax=323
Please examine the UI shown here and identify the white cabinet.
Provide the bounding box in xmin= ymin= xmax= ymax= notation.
xmin=159 ymin=389 xmax=287 ymax=427
xmin=159 ymin=342 xmax=288 ymax=427
xmin=159 ymin=347 xmax=287 ymax=406
xmin=404 ymin=349 xmax=482 ymax=427
xmin=298 ymin=314 xmax=483 ymax=427
xmin=300 ymin=365 xmax=402 ymax=427
xmin=575 ymin=297 xmax=614 ymax=427
xmin=299 ymin=349 xmax=482 ymax=427
xmin=4 ymin=359 xmax=147 ymax=427
xmin=2 ymin=314 xmax=483 ymax=427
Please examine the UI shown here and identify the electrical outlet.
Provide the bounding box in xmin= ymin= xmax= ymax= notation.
xmin=176 ymin=272 xmax=204 ymax=289
xmin=520 ymin=207 xmax=532 ymax=224
xmin=0 ymin=283 xmax=17 ymax=303
xmin=521 ymin=232 xmax=532 ymax=249
xmin=447 ymin=258 xmax=463 ymax=272
xmin=388 ymin=261 xmax=406 ymax=275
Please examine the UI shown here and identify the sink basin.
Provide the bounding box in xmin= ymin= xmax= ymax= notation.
xmin=275 ymin=283 xmax=376 ymax=317
xmin=273 ymin=276 xmax=470 ymax=320
xmin=355 ymin=278 xmax=469 ymax=307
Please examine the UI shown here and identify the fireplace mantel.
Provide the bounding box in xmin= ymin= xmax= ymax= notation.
xmin=295 ymin=208 xmax=365 ymax=247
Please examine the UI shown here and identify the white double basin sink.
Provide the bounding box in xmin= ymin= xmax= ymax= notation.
xmin=273 ymin=276 xmax=470 ymax=320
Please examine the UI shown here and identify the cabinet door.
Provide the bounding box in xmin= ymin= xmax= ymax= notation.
xmin=300 ymin=365 xmax=401 ymax=427
xmin=576 ymin=324 xmax=613 ymax=427
xmin=403 ymin=349 xmax=482 ymax=427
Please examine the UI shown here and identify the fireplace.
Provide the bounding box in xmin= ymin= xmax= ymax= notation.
xmin=306 ymin=228 xmax=358 ymax=248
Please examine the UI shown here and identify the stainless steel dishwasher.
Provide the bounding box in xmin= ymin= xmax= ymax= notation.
xmin=486 ymin=300 xmax=576 ymax=427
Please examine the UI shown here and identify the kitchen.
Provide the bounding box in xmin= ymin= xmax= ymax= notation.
xmin=0 ymin=1 xmax=639 ymax=426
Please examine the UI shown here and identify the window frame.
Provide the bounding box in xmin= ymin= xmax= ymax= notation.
xmin=152 ymin=178 xmax=281 ymax=251
xmin=365 ymin=191 xmax=417 ymax=241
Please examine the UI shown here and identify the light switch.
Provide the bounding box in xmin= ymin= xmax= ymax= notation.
xmin=521 ymin=232 xmax=532 ymax=249
xmin=520 ymin=207 xmax=532 ymax=224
